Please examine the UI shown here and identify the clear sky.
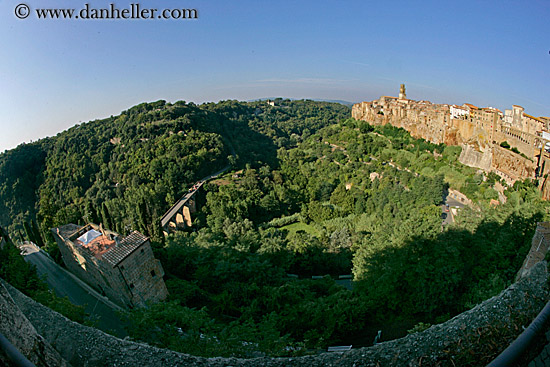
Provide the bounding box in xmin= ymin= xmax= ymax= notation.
xmin=1 ymin=0 xmax=549 ymax=152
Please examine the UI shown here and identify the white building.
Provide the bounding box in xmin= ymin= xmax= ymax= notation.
xmin=450 ymin=105 xmax=469 ymax=120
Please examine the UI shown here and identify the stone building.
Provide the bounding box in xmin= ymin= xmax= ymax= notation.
xmin=52 ymin=223 xmax=168 ymax=308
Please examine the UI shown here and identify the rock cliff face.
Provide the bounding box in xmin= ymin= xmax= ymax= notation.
xmin=458 ymin=144 xmax=493 ymax=171
xmin=352 ymin=99 xmax=449 ymax=144
xmin=458 ymin=145 xmax=535 ymax=185
xmin=491 ymin=146 xmax=535 ymax=181
xmin=1 ymin=260 xmax=548 ymax=367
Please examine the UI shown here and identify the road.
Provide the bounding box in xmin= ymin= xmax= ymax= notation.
xmin=20 ymin=243 xmax=128 ymax=337
xmin=441 ymin=196 xmax=466 ymax=225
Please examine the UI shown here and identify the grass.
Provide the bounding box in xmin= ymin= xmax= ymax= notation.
xmin=280 ymin=222 xmax=321 ymax=237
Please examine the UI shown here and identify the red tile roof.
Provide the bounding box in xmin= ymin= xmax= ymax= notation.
xmin=77 ymin=235 xmax=116 ymax=258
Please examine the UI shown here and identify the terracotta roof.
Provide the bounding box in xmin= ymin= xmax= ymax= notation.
xmin=77 ymin=234 xmax=116 ymax=259
xmin=524 ymin=113 xmax=544 ymax=123
xmin=101 ymin=231 xmax=148 ymax=266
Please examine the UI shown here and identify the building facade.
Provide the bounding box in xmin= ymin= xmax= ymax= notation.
xmin=52 ymin=223 xmax=168 ymax=308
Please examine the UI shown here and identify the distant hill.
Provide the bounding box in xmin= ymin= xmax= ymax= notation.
xmin=249 ymin=97 xmax=356 ymax=107
xmin=0 ymin=99 xmax=350 ymax=238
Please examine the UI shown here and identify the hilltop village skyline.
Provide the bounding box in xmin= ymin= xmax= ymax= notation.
xmin=353 ymin=84 xmax=550 ymax=199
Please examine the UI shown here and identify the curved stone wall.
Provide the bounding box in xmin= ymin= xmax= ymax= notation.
xmin=2 ymin=260 xmax=548 ymax=367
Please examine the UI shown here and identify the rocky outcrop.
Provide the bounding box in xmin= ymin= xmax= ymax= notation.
xmin=457 ymin=145 xmax=535 ymax=185
xmin=458 ymin=144 xmax=492 ymax=171
xmin=353 ymin=95 xmax=545 ymax=191
xmin=491 ymin=145 xmax=535 ymax=182
xmin=0 ymin=281 xmax=69 ymax=367
xmin=2 ymin=260 xmax=548 ymax=367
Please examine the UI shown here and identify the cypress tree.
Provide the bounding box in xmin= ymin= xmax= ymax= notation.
xmin=31 ymin=219 xmax=45 ymax=247
xmin=85 ymin=200 xmax=100 ymax=224
xmin=101 ymin=202 xmax=113 ymax=230
xmin=23 ymin=221 xmax=34 ymax=244
xmin=0 ymin=225 xmax=14 ymax=247
xmin=137 ymin=200 xmax=150 ymax=236
xmin=157 ymin=219 xmax=166 ymax=246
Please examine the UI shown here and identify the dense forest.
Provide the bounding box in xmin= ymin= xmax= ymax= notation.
xmin=0 ymin=99 xmax=548 ymax=358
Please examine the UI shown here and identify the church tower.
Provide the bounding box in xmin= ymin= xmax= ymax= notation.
xmin=399 ymin=84 xmax=407 ymax=99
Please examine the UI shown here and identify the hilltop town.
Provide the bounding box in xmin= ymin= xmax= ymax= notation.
xmin=353 ymin=85 xmax=550 ymax=199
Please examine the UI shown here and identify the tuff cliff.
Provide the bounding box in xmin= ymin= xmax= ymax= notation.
xmin=458 ymin=144 xmax=492 ymax=171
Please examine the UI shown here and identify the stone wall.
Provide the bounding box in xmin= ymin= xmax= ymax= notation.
xmin=517 ymin=222 xmax=550 ymax=280
xmin=118 ymin=242 xmax=168 ymax=306
xmin=458 ymin=145 xmax=535 ymax=185
xmin=0 ymin=281 xmax=68 ymax=367
xmin=494 ymin=125 xmax=538 ymax=159
xmin=2 ymin=260 xmax=548 ymax=367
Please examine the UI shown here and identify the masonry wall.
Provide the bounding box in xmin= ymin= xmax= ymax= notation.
xmin=117 ymin=241 xmax=168 ymax=307
xmin=100 ymin=265 xmax=133 ymax=308
xmin=494 ymin=125 xmax=538 ymax=159
xmin=516 ymin=222 xmax=550 ymax=280
xmin=53 ymin=231 xmax=110 ymax=297
xmin=52 ymin=227 xmax=163 ymax=308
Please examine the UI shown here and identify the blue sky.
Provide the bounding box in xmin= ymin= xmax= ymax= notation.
xmin=1 ymin=0 xmax=549 ymax=152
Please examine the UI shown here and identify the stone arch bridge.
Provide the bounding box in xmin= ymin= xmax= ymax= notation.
xmin=160 ymin=166 xmax=229 ymax=235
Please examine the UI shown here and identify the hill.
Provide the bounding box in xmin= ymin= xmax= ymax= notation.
xmin=1 ymin=99 xmax=549 ymax=359
xmin=0 ymin=99 xmax=350 ymax=239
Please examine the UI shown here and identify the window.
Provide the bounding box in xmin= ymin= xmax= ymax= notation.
xmin=129 ymin=283 xmax=134 ymax=289
xmin=150 ymin=270 xmax=156 ymax=277
xmin=140 ymin=248 xmax=144 ymax=254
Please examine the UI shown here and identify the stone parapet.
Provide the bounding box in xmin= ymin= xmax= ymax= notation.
xmin=3 ymin=260 xmax=548 ymax=366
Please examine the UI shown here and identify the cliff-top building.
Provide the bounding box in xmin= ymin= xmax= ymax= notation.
xmin=352 ymin=85 xmax=550 ymax=197
xmin=52 ymin=223 xmax=168 ymax=308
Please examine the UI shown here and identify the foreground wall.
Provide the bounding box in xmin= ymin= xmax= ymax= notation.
xmin=2 ymin=260 xmax=548 ymax=367
xmin=0 ymin=281 xmax=69 ymax=367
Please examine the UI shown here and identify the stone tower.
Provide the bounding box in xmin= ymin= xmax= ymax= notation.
xmin=399 ymin=84 xmax=407 ymax=99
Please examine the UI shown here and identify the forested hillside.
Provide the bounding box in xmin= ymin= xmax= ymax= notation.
xmin=124 ymin=117 xmax=549 ymax=357
xmin=0 ymin=99 xmax=349 ymax=240
xmin=1 ymin=99 xmax=548 ymax=358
